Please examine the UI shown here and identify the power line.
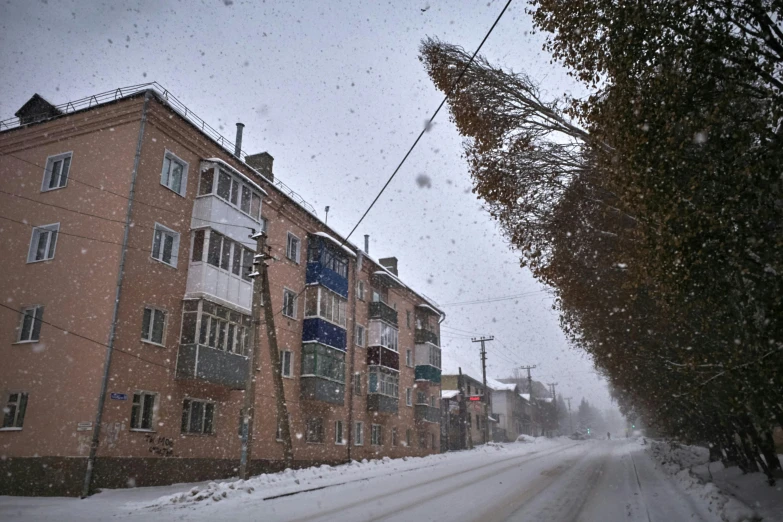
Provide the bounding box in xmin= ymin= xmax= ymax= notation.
xmin=441 ymin=290 xmax=550 ymax=307
xmin=0 ymin=150 xmax=256 ymax=232
xmin=342 ymin=0 xmax=513 ymax=243
xmin=0 ymin=301 xmax=175 ymax=373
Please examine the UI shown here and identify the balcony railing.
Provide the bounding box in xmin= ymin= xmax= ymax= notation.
xmin=414 ymin=328 xmax=438 ymax=346
xmin=414 ymin=404 xmax=441 ymax=424
xmin=367 ymin=394 xmax=398 ymax=414
xmin=368 ymin=301 xmax=398 ymax=326
xmin=176 ymin=344 xmax=248 ymax=389
xmin=300 ymin=377 xmax=345 ymax=405
xmin=415 ymin=365 xmax=442 ymax=383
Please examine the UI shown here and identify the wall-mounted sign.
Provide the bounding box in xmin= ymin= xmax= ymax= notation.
xmin=468 ymin=396 xmax=482 ymax=401
xmin=110 ymin=393 xmax=128 ymax=401
xmin=76 ymin=421 xmax=93 ymax=432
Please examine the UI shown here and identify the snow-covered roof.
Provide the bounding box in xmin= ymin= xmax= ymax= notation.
xmin=441 ymin=390 xmax=459 ymax=399
xmin=313 ymin=231 xmax=356 ymax=258
xmin=203 ymin=158 xmax=268 ymax=196
xmin=416 ymin=303 xmax=440 ymax=316
xmin=488 ymin=416 xmax=498 ymax=423
xmin=373 ymin=269 xmax=405 ymax=288
xmin=492 ymin=382 xmax=517 ymax=392
xmin=519 ymin=393 xmax=531 ymax=402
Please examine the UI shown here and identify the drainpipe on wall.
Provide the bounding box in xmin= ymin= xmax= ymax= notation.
xmin=345 ymin=251 xmax=362 ymax=461
xmin=81 ymin=91 xmax=151 ymax=498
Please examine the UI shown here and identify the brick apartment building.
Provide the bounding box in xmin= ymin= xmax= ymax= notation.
xmin=0 ymin=85 xmax=444 ymax=496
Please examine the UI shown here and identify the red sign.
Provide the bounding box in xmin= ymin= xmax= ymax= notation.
xmin=468 ymin=396 xmax=482 ymax=401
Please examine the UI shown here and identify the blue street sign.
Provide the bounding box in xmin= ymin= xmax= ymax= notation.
xmin=110 ymin=393 xmax=128 ymax=401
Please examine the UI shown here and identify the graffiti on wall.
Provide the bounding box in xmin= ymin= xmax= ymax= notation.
xmin=144 ymin=433 xmax=175 ymax=457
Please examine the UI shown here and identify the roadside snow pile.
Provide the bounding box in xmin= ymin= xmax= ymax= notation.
xmin=649 ymin=440 xmax=709 ymax=474
xmin=648 ymin=441 xmax=758 ymax=522
xmin=516 ymin=434 xmax=539 ymax=443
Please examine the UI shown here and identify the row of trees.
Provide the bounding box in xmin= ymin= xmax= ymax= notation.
xmin=421 ymin=0 xmax=783 ymax=483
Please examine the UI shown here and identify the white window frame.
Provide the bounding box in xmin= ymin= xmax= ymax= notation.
xmin=305 ymin=417 xmax=324 ymax=444
xmin=141 ymin=306 xmax=167 ymax=346
xmin=355 ymin=324 xmax=365 ymax=347
xmin=282 ymin=288 xmax=298 ymax=319
xmin=354 ymin=421 xmax=364 ymax=446
xmin=371 ymin=424 xmax=383 ymax=446
xmin=281 ymin=350 xmax=293 ymax=378
xmin=130 ymin=391 xmax=158 ymax=432
xmin=286 ymin=232 xmax=301 ymax=263
xmin=406 ymin=388 xmax=412 ymax=407
xmin=354 ymin=372 xmax=361 ymax=395
xmin=181 ymin=397 xmax=216 ymax=435
xmin=160 ymin=150 xmax=189 ymax=196
xmin=1 ymin=392 xmax=29 ymax=430
xmin=16 ymin=305 xmax=44 ymax=343
xmin=406 ymin=349 xmax=413 ymax=367
xmin=356 ymin=280 xmax=365 ymax=301
xmin=27 ymin=223 xmax=59 ymax=263
xmin=151 ymin=223 xmax=180 ymax=268
xmin=335 ymin=420 xmax=345 ymax=445
xmin=41 ymin=152 xmax=73 ymax=192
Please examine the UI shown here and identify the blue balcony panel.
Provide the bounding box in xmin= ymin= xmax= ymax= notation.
xmin=306 ymin=262 xmax=349 ymax=298
xmin=415 ymin=365 xmax=442 ymax=383
xmin=302 ymin=317 xmax=347 ymax=351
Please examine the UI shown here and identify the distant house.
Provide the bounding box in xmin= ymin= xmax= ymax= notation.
xmin=441 ymin=372 xmax=491 ymax=450
xmin=491 ymin=382 xmax=526 ymax=442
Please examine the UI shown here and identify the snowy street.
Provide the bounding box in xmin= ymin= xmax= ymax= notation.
xmin=2 ymin=438 xmax=755 ymax=522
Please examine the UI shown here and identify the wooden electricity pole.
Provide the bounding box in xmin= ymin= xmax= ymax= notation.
xmin=519 ymin=365 xmax=537 ymax=435
xmin=240 ymin=230 xmax=293 ymax=480
xmin=565 ymin=397 xmax=574 ymax=434
xmin=472 ymin=336 xmax=493 ymax=444
xmin=547 ymin=382 xmax=558 ymax=436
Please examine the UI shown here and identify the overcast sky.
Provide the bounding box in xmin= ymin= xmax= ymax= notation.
xmin=0 ymin=0 xmax=615 ymax=411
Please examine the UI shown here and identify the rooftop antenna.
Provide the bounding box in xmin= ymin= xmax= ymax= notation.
xmin=324 ymin=206 xmax=330 ymax=224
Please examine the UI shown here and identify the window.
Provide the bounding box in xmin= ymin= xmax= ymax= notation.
xmin=2 ymin=392 xmax=28 ymax=429
xmin=202 ymin=230 xmax=254 ymax=280
xmin=306 ymin=417 xmax=324 ymax=443
xmin=160 ymin=151 xmax=188 ymax=196
xmin=17 ymin=305 xmax=43 ymax=343
xmin=304 ymin=286 xmax=347 ymax=327
xmin=406 ymin=388 xmax=412 ymax=406
xmin=355 ymin=324 xmax=365 ymax=347
xmin=406 ymin=310 xmax=411 ymax=328
xmin=199 ymin=167 xmax=263 ymax=220
xmin=151 ymin=223 xmax=180 ymax=267
xmin=419 ymin=432 xmax=427 ymax=448
xmin=335 ymin=420 xmax=345 ymax=444
xmin=275 ymin=413 xmax=291 ymax=441
xmin=357 ymin=280 xmax=365 ymax=301
xmin=431 ymin=433 xmax=436 ymax=449
xmin=280 ymin=350 xmax=292 ymax=378
xmin=417 ymin=391 xmax=427 ymax=404
xmin=406 ymin=349 xmax=413 ymax=367
xmin=392 ymin=427 xmax=398 ymax=447
xmin=27 ymin=223 xmax=59 ymax=263
xmin=301 ymin=343 xmax=346 ymax=383
xmin=354 ymin=372 xmax=361 ymax=395
xmin=130 ymin=392 xmax=157 ymax=431
xmin=371 ymin=424 xmax=383 ymax=446
xmin=368 ymin=320 xmax=399 ymax=351
xmin=427 ymin=344 xmax=442 ymax=369
xmin=430 ymin=396 xmax=437 ymax=408
xmin=260 ymin=216 xmax=269 ymax=234
xmin=355 ymin=421 xmax=364 ymax=445
xmin=286 ymin=233 xmax=301 ymax=263
xmin=181 ymin=398 xmax=215 ymax=435
xmin=368 ymin=367 xmax=399 ymax=398
xmin=141 ymin=306 xmax=166 ymax=345
xmin=41 ymin=152 xmax=71 ymax=191
xmin=282 ymin=289 xmax=297 ymax=319
xmin=181 ymin=300 xmax=251 ymax=355
xmin=406 ymin=429 xmax=413 ymax=447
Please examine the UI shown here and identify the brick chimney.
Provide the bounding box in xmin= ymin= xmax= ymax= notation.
xmin=379 ymin=257 xmax=398 ymax=276
xmin=246 ymin=152 xmax=274 ymax=182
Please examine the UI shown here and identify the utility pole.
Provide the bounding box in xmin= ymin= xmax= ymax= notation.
xmin=240 ymin=230 xmax=293 ymax=480
xmin=472 ymin=336 xmax=493 ymax=445
xmin=547 ymin=382 xmax=558 ymax=436
xmin=519 ymin=365 xmax=537 ymax=435
xmin=458 ymin=367 xmax=467 ymax=450
xmin=565 ymin=397 xmax=573 ymax=434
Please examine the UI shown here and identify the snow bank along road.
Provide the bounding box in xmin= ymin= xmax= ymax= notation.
xmin=0 ymin=439 xmax=726 ymax=522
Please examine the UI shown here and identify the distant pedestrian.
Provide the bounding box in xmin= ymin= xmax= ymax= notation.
xmin=607 ymin=432 xmax=611 ymax=440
